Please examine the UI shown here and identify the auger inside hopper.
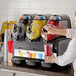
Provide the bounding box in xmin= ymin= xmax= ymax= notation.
xmin=41 ymin=15 xmax=65 ymax=41
xmin=13 ymin=15 xmax=31 ymax=41
xmin=26 ymin=15 xmax=47 ymax=40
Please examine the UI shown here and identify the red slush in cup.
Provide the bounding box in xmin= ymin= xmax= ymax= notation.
xmin=44 ymin=43 xmax=53 ymax=56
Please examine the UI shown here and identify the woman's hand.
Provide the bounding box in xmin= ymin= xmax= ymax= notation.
xmin=43 ymin=25 xmax=66 ymax=36
xmin=43 ymin=25 xmax=56 ymax=34
xmin=44 ymin=54 xmax=56 ymax=63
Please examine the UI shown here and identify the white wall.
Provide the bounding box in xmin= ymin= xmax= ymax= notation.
xmin=0 ymin=0 xmax=76 ymax=28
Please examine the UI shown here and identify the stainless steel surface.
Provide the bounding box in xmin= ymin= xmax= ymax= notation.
xmin=0 ymin=59 xmax=74 ymax=76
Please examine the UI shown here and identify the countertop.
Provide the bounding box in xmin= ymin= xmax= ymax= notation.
xmin=0 ymin=59 xmax=74 ymax=76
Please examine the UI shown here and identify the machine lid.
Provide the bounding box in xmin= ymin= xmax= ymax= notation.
xmin=20 ymin=16 xmax=31 ymax=19
xmin=34 ymin=15 xmax=46 ymax=20
xmin=49 ymin=15 xmax=62 ymax=21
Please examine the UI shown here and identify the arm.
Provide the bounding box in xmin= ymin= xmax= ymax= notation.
xmin=44 ymin=25 xmax=66 ymax=36
xmin=44 ymin=26 xmax=76 ymax=38
xmin=45 ymin=50 xmax=76 ymax=66
xmin=52 ymin=29 xmax=66 ymax=36
xmin=45 ymin=39 xmax=76 ymax=66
